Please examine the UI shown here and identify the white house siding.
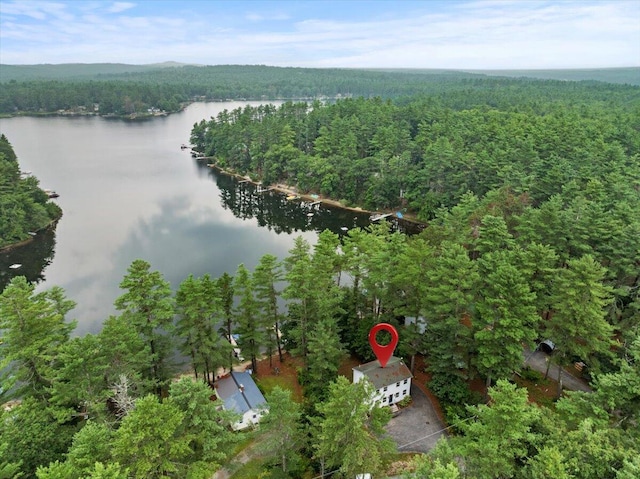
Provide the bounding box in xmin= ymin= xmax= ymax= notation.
xmin=352 ymin=356 xmax=413 ymax=407
xmin=374 ymin=377 xmax=411 ymax=406
xmin=233 ymin=408 xmax=267 ymax=431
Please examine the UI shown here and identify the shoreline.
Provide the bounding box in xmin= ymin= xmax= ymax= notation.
xmin=204 ymin=160 xmax=427 ymax=228
xmin=0 ymin=216 xmax=60 ymax=253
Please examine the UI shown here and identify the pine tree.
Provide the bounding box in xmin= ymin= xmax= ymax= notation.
xmin=313 ymin=376 xmax=394 ymax=479
xmin=548 ymin=255 xmax=614 ymax=397
xmin=253 ymin=254 xmax=284 ymax=365
xmin=114 ymin=260 xmax=176 ymax=396
xmin=0 ymin=277 xmax=76 ymax=401
xmin=233 ymin=264 xmax=264 ymax=373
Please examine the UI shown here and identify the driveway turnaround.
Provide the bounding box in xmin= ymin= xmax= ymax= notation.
xmin=384 ymin=383 xmax=447 ymax=453
xmin=524 ymin=349 xmax=592 ymax=393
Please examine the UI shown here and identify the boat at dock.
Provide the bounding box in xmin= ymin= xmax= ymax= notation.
xmin=370 ymin=213 xmax=392 ymax=222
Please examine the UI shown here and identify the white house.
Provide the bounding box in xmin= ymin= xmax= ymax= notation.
xmin=214 ymin=371 xmax=268 ymax=430
xmin=352 ymin=356 xmax=412 ymax=407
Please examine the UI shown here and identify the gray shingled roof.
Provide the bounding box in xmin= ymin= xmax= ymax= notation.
xmin=215 ymin=371 xmax=268 ymax=415
xmin=353 ymin=356 xmax=413 ymax=390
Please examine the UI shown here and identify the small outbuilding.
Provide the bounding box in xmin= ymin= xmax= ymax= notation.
xmin=353 ymin=356 xmax=412 ymax=407
xmin=214 ymin=370 xmax=268 ymax=430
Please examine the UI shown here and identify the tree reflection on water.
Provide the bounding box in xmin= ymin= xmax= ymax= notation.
xmin=0 ymin=226 xmax=57 ymax=292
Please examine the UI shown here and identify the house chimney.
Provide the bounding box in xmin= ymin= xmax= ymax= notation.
xmin=239 ymin=384 xmax=245 ymax=392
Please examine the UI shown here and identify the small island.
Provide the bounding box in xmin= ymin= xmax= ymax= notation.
xmin=0 ymin=134 xmax=62 ymax=251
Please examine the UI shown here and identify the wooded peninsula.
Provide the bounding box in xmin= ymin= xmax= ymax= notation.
xmin=0 ymin=135 xmax=62 ymax=250
xmin=1 ymin=66 xmax=639 ymax=479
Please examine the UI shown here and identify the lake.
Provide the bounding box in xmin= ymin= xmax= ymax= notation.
xmin=0 ymin=102 xmax=381 ymax=334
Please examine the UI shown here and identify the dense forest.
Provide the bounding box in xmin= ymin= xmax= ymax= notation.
xmin=1 ymin=64 xmax=638 ymax=116
xmin=0 ymin=135 xmax=62 ymax=249
xmin=1 ymin=73 xmax=639 ymax=478
xmin=2 ymin=221 xmax=639 ymax=477
xmin=192 ymin=87 xmax=640 ymax=317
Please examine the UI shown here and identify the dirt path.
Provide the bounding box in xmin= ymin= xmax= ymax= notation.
xmin=211 ymin=436 xmax=264 ymax=479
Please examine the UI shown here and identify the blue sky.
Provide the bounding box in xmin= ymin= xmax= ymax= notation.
xmin=1 ymin=0 xmax=639 ymax=68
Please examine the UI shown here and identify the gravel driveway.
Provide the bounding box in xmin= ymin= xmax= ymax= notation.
xmin=524 ymin=349 xmax=592 ymax=392
xmin=384 ymin=383 xmax=447 ymax=453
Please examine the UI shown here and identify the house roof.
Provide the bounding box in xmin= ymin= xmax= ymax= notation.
xmin=215 ymin=371 xmax=267 ymax=415
xmin=353 ymin=356 xmax=413 ymax=390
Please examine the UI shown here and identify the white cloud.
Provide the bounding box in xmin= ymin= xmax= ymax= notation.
xmin=107 ymin=2 xmax=136 ymax=14
xmin=0 ymin=0 xmax=638 ymax=68
xmin=245 ymin=12 xmax=291 ymax=22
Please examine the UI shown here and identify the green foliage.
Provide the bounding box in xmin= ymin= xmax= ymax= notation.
xmin=548 ymin=255 xmax=615 ymax=394
xmin=234 ymin=263 xmax=264 ymax=373
xmin=65 ymin=421 xmax=114 ymax=476
xmin=447 ymin=380 xmax=541 ymax=479
xmin=313 ymin=376 xmax=394 ymax=479
xmin=423 ymin=241 xmax=478 ymax=380
xmin=169 ymin=378 xmax=236 ymax=476
xmin=176 ymin=274 xmax=230 ymax=383
xmin=259 ymin=387 xmax=306 ymax=475
xmin=0 ymin=398 xmax=76 ymax=478
xmin=0 ymin=276 xmax=76 ymax=401
xmin=9 ymin=65 xmax=638 ymax=116
xmin=404 ymin=456 xmax=462 ymax=479
xmin=525 ymin=446 xmax=572 ymax=479
xmin=474 ymin=251 xmax=539 ymax=388
xmin=253 ymin=254 xmax=285 ymax=365
xmin=0 ymin=135 xmax=61 ymax=248
xmin=3 ymin=69 xmax=640 ymax=478
xmin=112 ymin=395 xmax=191 ymax=479
xmin=427 ymin=374 xmax=481 ymax=423
xmin=114 ymin=259 xmax=176 ymax=394
xmin=305 ymin=318 xmax=345 ymax=402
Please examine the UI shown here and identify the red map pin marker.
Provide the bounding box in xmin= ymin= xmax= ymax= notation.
xmin=369 ymin=323 xmax=399 ymax=368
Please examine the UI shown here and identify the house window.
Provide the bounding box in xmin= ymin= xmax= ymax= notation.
xmin=381 ymin=396 xmax=386 ymax=402
xmin=383 ymin=386 xmax=387 ymax=392
xmin=403 ymin=390 xmax=407 ymax=395
xmin=396 ymin=382 xmax=400 ymax=387
xmin=404 ymin=379 xmax=408 ymax=384
xmin=252 ymin=414 xmax=257 ymax=419
xmin=395 ymin=392 xmax=399 ymax=398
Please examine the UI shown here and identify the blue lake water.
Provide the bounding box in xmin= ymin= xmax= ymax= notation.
xmin=0 ymin=102 xmax=381 ymax=334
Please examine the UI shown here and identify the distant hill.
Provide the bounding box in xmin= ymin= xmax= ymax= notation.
xmin=3 ymin=63 xmax=637 ymax=85
xmin=0 ymin=62 xmax=193 ymax=82
xmin=463 ymin=67 xmax=640 ymax=86
xmin=1 ymin=63 xmax=638 ymax=117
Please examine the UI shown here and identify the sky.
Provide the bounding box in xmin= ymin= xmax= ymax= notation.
xmin=1 ymin=0 xmax=639 ymax=69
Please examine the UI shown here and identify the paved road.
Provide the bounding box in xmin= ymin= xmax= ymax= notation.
xmin=384 ymin=383 xmax=447 ymax=453
xmin=523 ymin=349 xmax=592 ymax=393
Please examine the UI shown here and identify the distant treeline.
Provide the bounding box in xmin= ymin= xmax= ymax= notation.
xmin=1 ymin=64 xmax=639 ymax=115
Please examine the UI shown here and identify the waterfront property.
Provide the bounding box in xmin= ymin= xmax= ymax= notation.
xmin=353 ymin=356 xmax=412 ymax=407
xmin=214 ymin=370 xmax=268 ymax=430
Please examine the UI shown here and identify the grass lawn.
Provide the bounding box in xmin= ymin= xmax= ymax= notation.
xmin=513 ymin=367 xmax=558 ymax=409
xmin=254 ymin=352 xmax=304 ymax=402
xmin=230 ymin=457 xmax=269 ymax=479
